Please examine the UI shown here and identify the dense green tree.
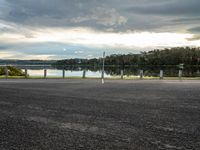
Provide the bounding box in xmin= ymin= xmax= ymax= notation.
xmin=53 ymin=47 xmax=200 ymax=67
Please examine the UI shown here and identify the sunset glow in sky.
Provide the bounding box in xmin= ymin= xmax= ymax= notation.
xmin=0 ymin=0 xmax=200 ymax=59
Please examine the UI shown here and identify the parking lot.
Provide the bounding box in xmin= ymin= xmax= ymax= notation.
xmin=0 ymin=79 xmax=199 ymax=149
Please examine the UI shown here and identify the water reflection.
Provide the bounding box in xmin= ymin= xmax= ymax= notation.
xmin=24 ymin=69 xmax=111 ymax=78
xmin=13 ymin=65 xmax=200 ymax=77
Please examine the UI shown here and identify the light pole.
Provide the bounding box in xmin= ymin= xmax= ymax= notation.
xmin=102 ymin=51 xmax=105 ymax=84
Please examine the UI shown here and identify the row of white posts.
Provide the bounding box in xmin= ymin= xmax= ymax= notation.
xmin=3 ymin=68 xmax=87 ymax=79
xmin=119 ymin=69 xmax=183 ymax=80
xmin=3 ymin=67 xmax=183 ymax=79
xmin=136 ymin=70 xmax=183 ymax=79
xmin=139 ymin=70 xmax=182 ymax=79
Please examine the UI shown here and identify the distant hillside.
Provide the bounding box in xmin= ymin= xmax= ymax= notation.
xmin=53 ymin=47 xmax=200 ymax=67
xmin=2 ymin=47 xmax=200 ymax=67
xmin=0 ymin=59 xmax=57 ymax=65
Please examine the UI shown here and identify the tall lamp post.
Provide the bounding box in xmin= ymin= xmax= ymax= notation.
xmin=102 ymin=51 xmax=105 ymax=84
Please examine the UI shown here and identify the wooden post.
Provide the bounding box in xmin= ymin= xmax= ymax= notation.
xmin=62 ymin=69 xmax=65 ymax=79
xmin=140 ymin=70 xmax=143 ymax=79
xmin=44 ymin=69 xmax=47 ymax=79
xmin=82 ymin=70 xmax=86 ymax=79
xmin=179 ymin=70 xmax=182 ymax=79
xmin=121 ymin=70 xmax=124 ymax=79
xmin=160 ymin=70 xmax=164 ymax=79
xmin=5 ymin=67 xmax=8 ymax=79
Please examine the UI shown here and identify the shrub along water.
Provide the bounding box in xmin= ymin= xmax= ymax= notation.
xmin=0 ymin=66 xmax=25 ymax=76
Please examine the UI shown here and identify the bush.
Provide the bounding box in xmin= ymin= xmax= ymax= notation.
xmin=0 ymin=67 xmax=5 ymax=75
xmin=0 ymin=66 xmax=25 ymax=76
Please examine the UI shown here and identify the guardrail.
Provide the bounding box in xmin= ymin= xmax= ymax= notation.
xmin=0 ymin=65 xmax=197 ymax=80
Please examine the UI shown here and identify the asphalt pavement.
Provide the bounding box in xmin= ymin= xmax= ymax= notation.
xmin=0 ymin=79 xmax=199 ymax=149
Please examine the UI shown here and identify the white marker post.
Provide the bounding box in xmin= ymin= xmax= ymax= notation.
xmin=179 ymin=70 xmax=182 ymax=79
xmin=160 ymin=70 xmax=164 ymax=80
xmin=102 ymin=52 xmax=105 ymax=84
xmin=140 ymin=70 xmax=144 ymax=79
xmin=121 ymin=70 xmax=124 ymax=79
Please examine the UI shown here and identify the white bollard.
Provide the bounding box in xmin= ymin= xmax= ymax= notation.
xmin=179 ymin=70 xmax=182 ymax=79
xmin=140 ymin=70 xmax=144 ymax=79
xmin=121 ymin=70 xmax=124 ymax=79
xmin=102 ymin=78 xmax=104 ymax=84
xmin=160 ymin=70 xmax=164 ymax=79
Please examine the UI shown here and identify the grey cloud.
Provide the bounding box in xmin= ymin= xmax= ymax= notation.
xmin=0 ymin=0 xmax=200 ymax=59
xmin=0 ymin=0 xmax=130 ymax=33
xmin=0 ymin=25 xmax=35 ymax=39
xmin=0 ymin=27 xmax=12 ymax=33
xmin=173 ymin=17 xmax=200 ymax=24
xmin=188 ymin=27 xmax=200 ymax=33
xmin=187 ymin=26 xmax=200 ymax=40
xmin=0 ymin=43 xmax=21 ymax=53
xmin=0 ymin=45 xmax=8 ymax=50
xmin=122 ymin=0 xmax=200 ymax=34
xmin=71 ymin=7 xmax=127 ymax=26
xmin=126 ymin=0 xmax=200 ymax=16
xmin=0 ymin=0 xmax=200 ymax=33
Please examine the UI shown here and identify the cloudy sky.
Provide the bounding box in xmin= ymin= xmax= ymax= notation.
xmin=0 ymin=0 xmax=200 ymax=60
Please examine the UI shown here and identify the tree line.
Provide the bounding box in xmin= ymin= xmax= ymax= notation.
xmin=54 ymin=47 xmax=200 ymax=67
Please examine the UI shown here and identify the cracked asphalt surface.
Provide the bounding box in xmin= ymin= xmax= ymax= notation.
xmin=0 ymin=79 xmax=200 ymax=150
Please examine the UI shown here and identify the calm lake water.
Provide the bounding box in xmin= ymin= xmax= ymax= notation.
xmin=23 ymin=69 xmax=112 ymax=78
